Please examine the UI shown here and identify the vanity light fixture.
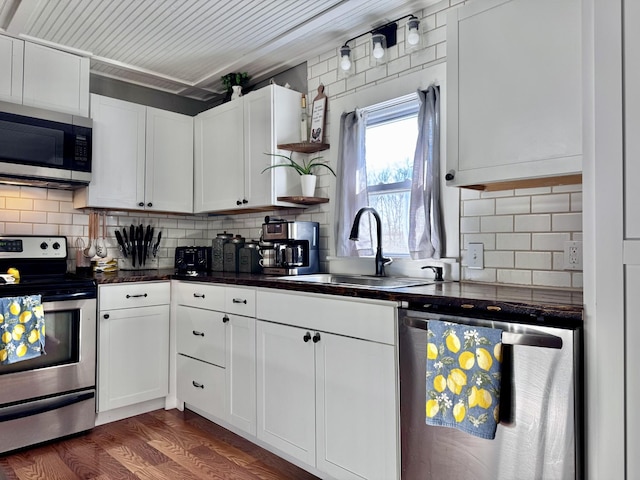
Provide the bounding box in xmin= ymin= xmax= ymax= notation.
xmin=337 ymin=13 xmax=422 ymax=74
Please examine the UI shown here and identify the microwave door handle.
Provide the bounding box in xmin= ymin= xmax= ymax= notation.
xmin=402 ymin=316 xmax=563 ymax=349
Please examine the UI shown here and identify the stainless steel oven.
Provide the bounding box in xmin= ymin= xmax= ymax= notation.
xmin=0 ymin=235 xmax=97 ymax=453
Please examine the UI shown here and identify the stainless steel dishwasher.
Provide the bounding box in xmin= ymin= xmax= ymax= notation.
xmin=398 ymin=308 xmax=582 ymax=480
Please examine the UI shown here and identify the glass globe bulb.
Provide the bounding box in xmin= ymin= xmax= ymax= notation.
xmin=340 ymin=55 xmax=352 ymax=71
xmin=373 ymin=42 xmax=385 ymax=59
xmin=407 ymin=28 xmax=420 ymax=46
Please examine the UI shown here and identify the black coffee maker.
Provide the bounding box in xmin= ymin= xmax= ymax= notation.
xmin=260 ymin=217 xmax=319 ymax=275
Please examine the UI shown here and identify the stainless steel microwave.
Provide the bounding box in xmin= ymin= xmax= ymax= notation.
xmin=0 ymin=100 xmax=92 ymax=189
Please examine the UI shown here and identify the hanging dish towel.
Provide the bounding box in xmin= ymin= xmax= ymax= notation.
xmin=0 ymin=295 xmax=45 ymax=365
xmin=426 ymin=320 xmax=503 ymax=439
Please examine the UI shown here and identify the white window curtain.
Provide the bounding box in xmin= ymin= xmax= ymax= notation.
xmin=408 ymin=85 xmax=443 ymax=259
xmin=335 ymin=109 xmax=372 ymax=256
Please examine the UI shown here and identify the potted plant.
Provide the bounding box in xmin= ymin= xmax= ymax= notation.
xmin=262 ymin=152 xmax=336 ymax=197
xmin=221 ymin=72 xmax=250 ymax=100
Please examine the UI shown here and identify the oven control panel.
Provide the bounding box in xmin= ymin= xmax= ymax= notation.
xmin=0 ymin=236 xmax=67 ymax=259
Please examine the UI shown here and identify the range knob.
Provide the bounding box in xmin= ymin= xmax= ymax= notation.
xmin=52 ymin=242 xmax=61 ymax=250
xmin=40 ymin=242 xmax=48 ymax=250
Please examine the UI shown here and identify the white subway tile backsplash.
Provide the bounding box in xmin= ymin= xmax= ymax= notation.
xmin=463 ymin=267 xmax=497 ymax=283
xmin=495 ymin=196 xmax=530 ymax=215
xmin=485 ymin=251 xmax=514 ymax=268
xmin=463 ymin=198 xmax=495 ymax=216
xmin=531 ymin=194 xmax=570 ymax=213
xmin=532 ymin=270 xmax=572 ymax=288
xmin=532 ymin=232 xmax=571 ymax=251
xmin=571 ymin=192 xmax=582 ymax=212
xmin=515 ymin=251 xmax=552 ymax=270
xmin=20 ymin=211 xmax=47 ymax=224
xmin=47 ymin=212 xmax=73 ymax=225
xmin=460 ymin=216 xmax=480 ymax=234
xmin=463 ymin=233 xmax=496 ymax=250
xmin=514 ymin=214 xmax=551 ymax=232
xmin=497 ymin=269 xmax=532 ymax=285
xmin=496 ymin=233 xmax=531 ymax=250
xmin=6 ymin=198 xmax=33 ymax=211
xmin=481 ymin=216 xmax=513 ymax=233
xmin=552 ymin=184 xmax=582 ymax=193
xmin=0 ymin=210 xmax=20 ymax=222
xmin=5 ymin=223 xmax=33 ymax=234
xmin=33 ymin=199 xmax=60 ymax=212
xmin=552 ymin=213 xmax=582 ymax=232
xmin=514 ymin=186 xmax=552 ymax=196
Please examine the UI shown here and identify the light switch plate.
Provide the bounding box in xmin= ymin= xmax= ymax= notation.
xmin=467 ymin=243 xmax=484 ymax=269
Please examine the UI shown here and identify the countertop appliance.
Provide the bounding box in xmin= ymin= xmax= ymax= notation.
xmin=260 ymin=218 xmax=319 ymax=275
xmin=0 ymin=235 xmax=97 ymax=454
xmin=0 ymin=101 xmax=92 ymax=189
xmin=174 ymin=246 xmax=212 ymax=274
xmin=398 ymin=307 xmax=582 ymax=480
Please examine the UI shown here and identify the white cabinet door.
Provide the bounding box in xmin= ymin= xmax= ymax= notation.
xmin=447 ymin=0 xmax=582 ymax=188
xmin=0 ymin=35 xmax=23 ymax=104
xmin=177 ymin=354 xmax=226 ymax=420
xmin=226 ymin=313 xmax=256 ymax=435
xmin=256 ymin=320 xmax=316 ymax=465
xmin=22 ymin=42 xmax=89 ymax=116
xmin=75 ymin=94 xmax=146 ymax=210
xmin=194 ymin=100 xmax=244 ymax=212
xmin=98 ymin=304 xmax=169 ymax=412
xmin=145 ymin=107 xmax=194 ymax=213
xmin=316 ymin=332 xmax=398 ymax=480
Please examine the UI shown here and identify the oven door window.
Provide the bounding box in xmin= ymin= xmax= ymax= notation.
xmin=0 ymin=308 xmax=79 ymax=375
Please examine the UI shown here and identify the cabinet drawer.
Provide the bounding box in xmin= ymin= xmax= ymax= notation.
xmin=256 ymin=289 xmax=397 ymax=345
xmin=176 ymin=305 xmax=226 ymax=367
xmin=225 ymin=286 xmax=256 ymax=317
xmin=177 ymin=354 xmax=225 ymax=420
xmin=173 ymin=282 xmax=225 ymax=310
xmin=99 ymin=281 xmax=170 ymax=310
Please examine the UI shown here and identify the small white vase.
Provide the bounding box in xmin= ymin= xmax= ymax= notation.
xmin=231 ymin=85 xmax=243 ymax=100
xmin=300 ymin=174 xmax=317 ymax=197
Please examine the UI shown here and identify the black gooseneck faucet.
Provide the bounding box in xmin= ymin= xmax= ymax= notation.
xmin=349 ymin=207 xmax=392 ymax=276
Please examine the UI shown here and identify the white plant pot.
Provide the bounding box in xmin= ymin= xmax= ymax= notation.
xmin=300 ymin=174 xmax=317 ymax=197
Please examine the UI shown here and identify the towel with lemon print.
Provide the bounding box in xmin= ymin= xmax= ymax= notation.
xmin=0 ymin=295 xmax=45 ymax=365
xmin=426 ymin=320 xmax=502 ymax=439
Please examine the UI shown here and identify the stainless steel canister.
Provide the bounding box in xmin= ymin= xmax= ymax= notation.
xmin=223 ymin=235 xmax=245 ymax=272
xmin=212 ymin=231 xmax=233 ymax=271
xmin=238 ymin=240 xmax=261 ymax=273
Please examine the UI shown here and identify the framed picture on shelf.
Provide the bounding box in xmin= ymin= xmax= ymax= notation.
xmin=310 ymin=85 xmax=327 ymax=144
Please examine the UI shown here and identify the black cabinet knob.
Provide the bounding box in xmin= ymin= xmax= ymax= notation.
xmin=242 ymin=199 xmax=248 ymax=204
xmin=147 ymin=202 xmax=153 ymax=207
xmin=312 ymin=332 xmax=321 ymax=343
xmin=303 ymin=332 xmax=311 ymax=342
xmin=445 ymin=170 xmax=455 ymax=181
xmin=222 ymin=315 xmax=230 ymax=323
xmin=138 ymin=202 xmax=144 ymax=207
xmin=103 ymin=314 xmax=110 ymax=319
xmin=236 ymin=200 xmax=242 ymax=205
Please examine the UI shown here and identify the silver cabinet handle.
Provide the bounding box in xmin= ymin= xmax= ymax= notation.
xmin=126 ymin=293 xmax=148 ymax=298
xmin=192 ymin=330 xmax=204 ymax=336
xmin=192 ymin=381 xmax=204 ymax=389
xmin=232 ymin=298 xmax=247 ymax=304
xmin=402 ymin=316 xmax=563 ymax=349
xmin=193 ymin=293 xmax=205 ymax=298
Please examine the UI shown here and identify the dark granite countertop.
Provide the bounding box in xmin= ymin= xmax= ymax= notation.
xmin=87 ymin=269 xmax=583 ymax=327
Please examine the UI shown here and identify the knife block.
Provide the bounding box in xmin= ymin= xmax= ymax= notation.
xmin=118 ymin=255 xmax=159 ymax=271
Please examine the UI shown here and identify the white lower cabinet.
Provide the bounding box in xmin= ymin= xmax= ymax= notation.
xmin=98 ymin=282 xmax=170 ymax=412
xmin=256 ymin=289 xmax=399 ymax=480
xmin=174 ymin=282 xmax=256 ymax=435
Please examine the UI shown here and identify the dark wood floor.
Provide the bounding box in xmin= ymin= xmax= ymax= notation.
xmin=0 ymin=409 xmax=320 ymax=480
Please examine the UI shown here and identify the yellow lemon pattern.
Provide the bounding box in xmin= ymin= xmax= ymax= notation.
xmin=425 ymin=320 xmax=503 ymax=439
xmin=0 ymin=295 xmax=45 ymax=365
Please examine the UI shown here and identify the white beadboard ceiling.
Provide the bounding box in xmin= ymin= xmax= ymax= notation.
xmin=0 ymin=0 xmax=439 ymax=101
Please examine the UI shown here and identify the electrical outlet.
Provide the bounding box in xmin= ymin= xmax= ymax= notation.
xmin=467 ymin=243 xmax=484 ymax=269
xmin=563 ymin=241 xmax=583 ymax=270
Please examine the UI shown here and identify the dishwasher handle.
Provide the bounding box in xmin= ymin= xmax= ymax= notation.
xmin=402 ymin=316 xmax=563 ymax=349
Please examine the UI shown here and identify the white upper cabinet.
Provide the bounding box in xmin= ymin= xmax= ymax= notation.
xmin=22 ymin=42 xmax=90 ymax=117
xmin=0 ymin=35 xmax=23 ymax=104
xmin=446 ymin=0 xmax=582 ymax=189
xmin=74 ymin=94 xmax=193 ymax=213
xmin=194 ymin=84 xmax=301 ymax=213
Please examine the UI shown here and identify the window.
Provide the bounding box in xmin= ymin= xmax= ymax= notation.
xmin=364 ymin=96 xmax=420 ymax=256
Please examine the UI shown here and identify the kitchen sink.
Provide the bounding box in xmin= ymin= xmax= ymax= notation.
xmin=277 ymin=273 xmax=439 ymax=289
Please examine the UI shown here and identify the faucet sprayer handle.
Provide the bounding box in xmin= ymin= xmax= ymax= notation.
xmin=421 ymin=265 xmax=444 ymax=281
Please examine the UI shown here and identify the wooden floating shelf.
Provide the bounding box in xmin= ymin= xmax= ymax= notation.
xmin=278 ymin=196 xmax=329 ymax=205
xmin=277 ymin=142 xmax=330 ymax=154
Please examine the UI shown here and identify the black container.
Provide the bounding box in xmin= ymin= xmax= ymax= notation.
xmin=223 ymin=235 xmax=245 ymax=272
xmin=239 ymin=241 xmax=261 ymax=273
xmin=212 ymin=231 xmax=233 ymax=272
